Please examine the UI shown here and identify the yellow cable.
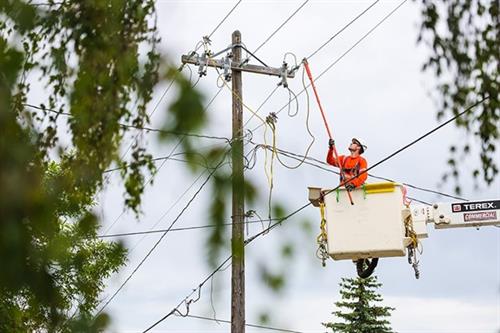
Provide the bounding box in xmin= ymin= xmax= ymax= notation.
xmin=316 ymin=201 xmax=329 ymax=266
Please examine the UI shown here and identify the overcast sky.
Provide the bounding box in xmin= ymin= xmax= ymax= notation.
xmin=89 ymin=1 xmax=500 ymax=332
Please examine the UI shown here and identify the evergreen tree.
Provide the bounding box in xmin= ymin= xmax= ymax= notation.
xmin=323 ymin=276 xmax=395 ymax=333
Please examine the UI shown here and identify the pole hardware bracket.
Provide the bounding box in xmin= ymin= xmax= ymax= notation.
xmin=197 ymin=52 xmax=208 ymax=77
xmin=277 ymin=61 xmax=289 ymax=88
xmin=223 ymin=53 xmax=232 ymax=82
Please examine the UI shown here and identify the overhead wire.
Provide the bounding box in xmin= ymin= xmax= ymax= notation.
xmin=117 ymin=123 xmax=230 ymax=142
xmin=103 ymin=0 xmax=243 ymax=233
xmin=256 ymin=143 xmax=469 ymax=202
xmin=206 ymin=0 xmax=243 ymax=40
xmin=305 ymin=0 xmax=380 ymax=61
xmin=98 ymin=218 xmax=283 ymax=239
xmin=142 ymin=202 xmax=309 ymax=332
xmin=228 ymin=1 xmax=384 ymax=218
xmin=142 ymin=96 xmax=488 ymax=331
xmin=252 ymin=0 xmax=408 ymax=133
xmin=182 ymin=314 xmax=306 ymax=333
xmin=239 ymin=0 xmax=382 ymax=132
xmin=194 ymin=0 xmax=315 ymax=226
xmin=243 ymin=0 xmax=384 ymax=132
xmin=102 ymin=87 xmax=224 ymax=235
xmin=243 ymin=85 xmax=280 ymax=127
xmin=100 ymin=0 xmax=316 ymax=294
xmin=240 ymin=0 xmax=310 ymax=66
xmin=95 ymin=149 xmax=230 ymax=317
xmin=103 ymin=151 xmax=223 ymax=174
xmin=107 ymin=0 xmax=420 ymax=323
xmin=24 ymin=103 xmax=229 ymax=143
xmin=124 ymin=171 xmax=208 ymax=255
xmin=345 ymin=96 xmax=489 ymax=198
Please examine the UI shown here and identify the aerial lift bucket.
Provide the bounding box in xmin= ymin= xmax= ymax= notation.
xmin=308 ymin=182 xmax=499 ymax=278
xmin=308 ymin=182 xmax=424 ymax=261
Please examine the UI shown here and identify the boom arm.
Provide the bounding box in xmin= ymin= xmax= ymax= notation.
xmin=411 ymin=199 xmax=500 ymax=231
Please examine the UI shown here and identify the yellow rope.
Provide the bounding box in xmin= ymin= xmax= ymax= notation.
xmin=403 ymin=203 xmax=422 ymax=254
xmin=404 ymin=215 xmax=419 ymax=249
xmin=316 ymin=201 xmax=329 ymax=266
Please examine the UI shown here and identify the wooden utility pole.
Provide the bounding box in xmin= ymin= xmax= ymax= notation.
xmin=231 ymin=30 xmax=245 ymax=333
xmin=181 ymin=30 xmax=294 ymax=333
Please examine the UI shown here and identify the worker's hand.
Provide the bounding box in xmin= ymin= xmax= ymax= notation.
xmin=328 ymin=139 xmax=335 ymax=149
xmin=345 ymin=183 xmax=355 ymax=192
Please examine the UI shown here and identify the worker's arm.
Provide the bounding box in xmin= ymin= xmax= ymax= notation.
xmin=349 ymin=158 xmax=368 ymax=187
xmin=326 ymin=148 xmax=343 ymax=167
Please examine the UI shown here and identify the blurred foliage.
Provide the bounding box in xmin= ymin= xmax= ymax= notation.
xmin=259 ymin=265 xmax=286 ymax=293
xmin=258 ymin=312 xmax=270 ymax=325
xmin=0 ymin=0 xmax=162 ymax=330
xmin=323 ymin=276 xmax=395 ymax=333
xmin=416 ymin=0 xmax=499 ymax=193
xmin=4 ymin=0 xmax=160 ymax=214
xmin=0 ymin=0 xmax=310 ymax=330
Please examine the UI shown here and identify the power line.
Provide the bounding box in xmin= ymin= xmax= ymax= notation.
xmin=102 ymin=87 xmax=224 ymax=235
xmin=353 ymin=96 xmax=489 ymax=193
xmin=204 ymin=0 xmax=311 ymax=129
xmin=124 ymin=0 xmax=243 ymax=144
xmin=24 ymin=103 xmax=70 ymax=116
xmin=103 ymin=151 xmax=227 ymax=174
xmin=142 ymin=203 xmax=309 ymax=333
xmin=206 ymin=0 xmax=243 ymax=40
xmin=238 ymin=0 xmax=385 ymax=132
xmin=142 ymin=96 xmax=488 ymax=331
xmin=306 ymin=0 xmax=380 ymax=60
xmin=120 ymin=44 xmax=486 ymax=328
xmin=255 ymin=143 xmax=469 ymax=201
xmin=24 ymin=102 xmax=230 ymax=142
xmin=252 ymin=0 xmax=408 ymax=133
xmin=98 ymin=218 xmax=279 ymax=238
xmin=143 ymin=0 xmax=243 ymax=141
xmin=104 ymin=133 xmax=465 ymax=238
xmin=124 ymin=171 xmax=209 ymax=256
xmin=245 ymin=0 xmax=310 ymax=63
xmin=95 ymin=151 xmax=229 ymax=317
xmin=183 ymin=314 xmax=306 ymax=333
xmin=119 ymin=124 xmax=230 ymax=141
xmin=103 ymin=0 xmax=242 ymax=227
xmin=243 ymin=85 xmax=280 ymax=127
xmin=96 ymin=187 xmax=430 ymax=237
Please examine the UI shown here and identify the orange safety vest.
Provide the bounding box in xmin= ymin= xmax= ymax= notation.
xmin=326 ymin=148 xmax=368 ymax=188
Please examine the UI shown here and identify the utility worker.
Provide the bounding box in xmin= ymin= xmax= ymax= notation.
xmin=326 ymin=138 xmax=368 ymax=191
xmin=327 ymin=138 xmax=376 ymax=277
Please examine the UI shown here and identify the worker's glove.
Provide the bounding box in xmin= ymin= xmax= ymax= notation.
xmin=328 ymin=139 xmax=335 ymax=149
xmin=345 ymin=183 xmax=355 ymax=192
